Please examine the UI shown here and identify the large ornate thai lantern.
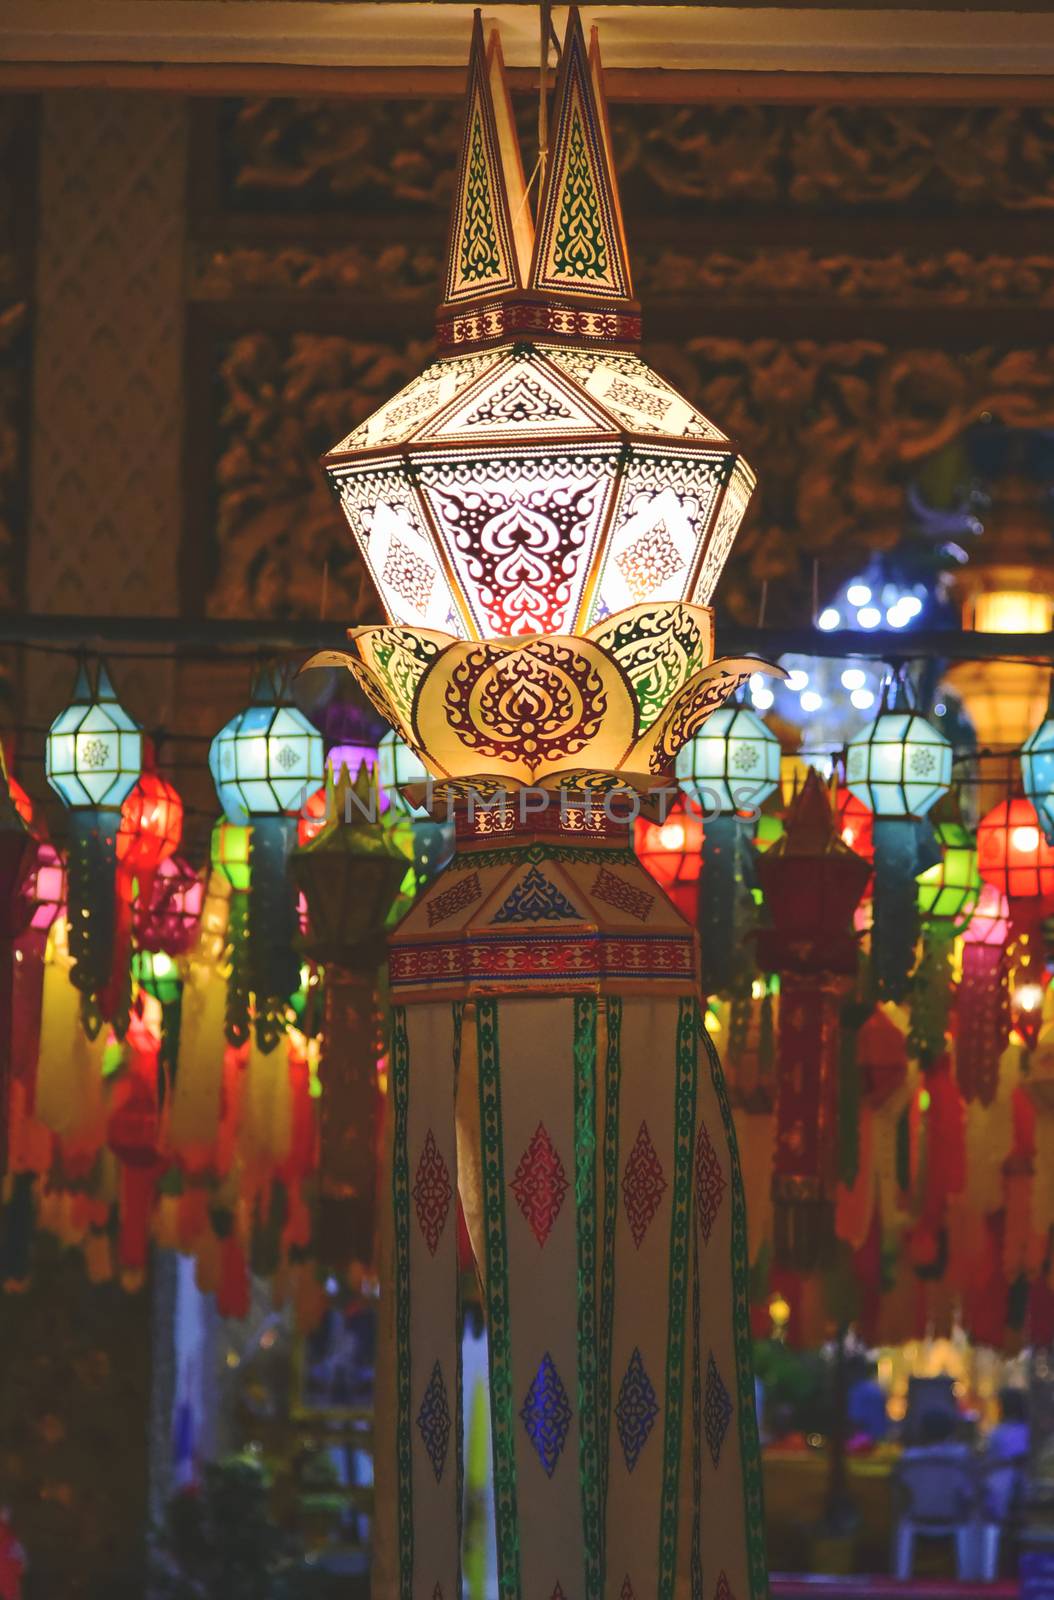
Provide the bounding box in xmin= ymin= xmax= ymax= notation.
xmin=756 ymin=772 xmax=870 ymax=1270
xmin=292 ymin=770 xmax=411 ymax=1271
xmin=308 ymin=14 xmax=777 ymax=1599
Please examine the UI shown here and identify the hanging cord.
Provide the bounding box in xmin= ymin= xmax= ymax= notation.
xmin=512 ymin=0 xmax=556 ymax=229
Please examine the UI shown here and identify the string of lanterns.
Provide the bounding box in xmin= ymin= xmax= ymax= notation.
xmin=0 ymin=648 xmax=1051 ymax=1344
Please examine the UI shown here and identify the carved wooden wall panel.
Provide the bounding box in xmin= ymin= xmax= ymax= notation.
xmin=147 ymin=95 xmax=1054 ymax=628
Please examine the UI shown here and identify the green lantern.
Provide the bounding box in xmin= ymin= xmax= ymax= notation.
xmin=917 ymin=816 xmax=980 ymax=931
xmin=46 ymin=660 xmax=143 ymax=1025
xmin=911 ymin=794 xmax=978 ymax=1062
xmin=211 ymin=819 xmax=252 ymax=1047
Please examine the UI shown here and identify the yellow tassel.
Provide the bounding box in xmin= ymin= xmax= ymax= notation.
xmin=241 ymin=1036 xmax=294 ymax=1168
xmin=169 ymin=964 xmax=228 ymax=1153
xmin=35 ymin=930 xmax=106 ymax=1143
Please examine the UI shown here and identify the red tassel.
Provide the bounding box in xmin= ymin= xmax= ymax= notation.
xmin=217 ymin=1235 xmax=250 ymax=1319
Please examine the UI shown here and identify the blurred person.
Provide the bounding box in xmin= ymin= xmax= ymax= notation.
xmin=987 ymin=1387 xmax=1029 ymax=1463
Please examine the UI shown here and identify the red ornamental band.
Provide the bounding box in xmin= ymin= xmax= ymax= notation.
xmin=388 ymin=929 xmax=695 ymax=994
xmin=435 ymin=298 xmax=643 ymax=354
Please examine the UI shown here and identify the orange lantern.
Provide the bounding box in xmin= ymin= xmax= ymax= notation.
xmin=633 ymin=798 xmax=703 ymax=922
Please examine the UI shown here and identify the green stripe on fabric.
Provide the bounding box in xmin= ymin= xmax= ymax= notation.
xmin=574 ymin=995 xmax=602 ymax=1600
xmin=453 ymin=1001 xmax=465 ymax=1600
xmin=476 ymin=998 xmax=521 ymax=1600
xmin=702 ymin=1017 xmax=770 ymax=1600
xmin=598 ymin=996 xmax=622 ymax=1568
xmin=691 ymin=1222 xmax=703 ymax=1600
xmin=658 ymin=997 xmax=698 ymax=1600
xmin=391 ymin=1005 xmax=414 ymax=1600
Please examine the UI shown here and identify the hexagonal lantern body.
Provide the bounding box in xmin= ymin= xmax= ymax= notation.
xmin=846 ymin=710 xmax=952 ymax=818
xmin=209 ymin=674 xmax=324 ymax=822
xmin=674 ymin=703 xmax=781 ymax=816
xmin=324 ymin=345 xmax=753 ymax=642
xmin=46 ymin=662 xmax=143 ymax=811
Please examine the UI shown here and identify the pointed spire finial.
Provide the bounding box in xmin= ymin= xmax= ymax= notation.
xmin=437 ymin=11 xmax=532 ymax=325
xmin=528 ymin=8 xmax=635 ymax=312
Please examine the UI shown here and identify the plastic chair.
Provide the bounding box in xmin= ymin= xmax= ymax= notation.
xmin=976 ymin=1454 xmax=1026 ymax=1582
xmin=891 ymin=1452 xmax=979 ymax=1580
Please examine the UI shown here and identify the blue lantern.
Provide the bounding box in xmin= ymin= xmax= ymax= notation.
xmin=846 ymin=691 xmax=952 ymax=1002
xmin=1022 ymin=679 xmax=1054 ymax=845
xmin=675 ymin=703 xmax=780 ymax=996
xmin=209 ymin=669 xmax=323 ymax=1050
xmin=46 ymin=661 xmax=143 ymax=1026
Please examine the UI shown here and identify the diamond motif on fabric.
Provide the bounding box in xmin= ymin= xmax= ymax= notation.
xmin=704 ymin=1353 xmax=733 ymax=1467
xmin=694 ymin=1119 xmax=727 ymax=1245
xmin=714 ymin=1575 xmax=735 ymax=1600
xmin=520 ymin=1351 xmax=572 ymax=1477
xmin=412 ymin=1131 xmax=453 ymax=1256
xmin=511 ymin=1123 xmax=569 ymax=1246
xmin=417 ymin=1360 xmax=452 ymax=1482
xmin=464 ymin=370 xmax=575 ymax=427
xmin=622 ymin=1121 xmax=667 ymax=1248
xmin=427 ymin=870 xmax=482 ymax=928
xmin=492 ymin=865 xmax=581 ymax=924
xmin=615 ymin=521 xmax=686 ymax=602
xmin=591 ymin=866 xmax=654 ymax=923
xmin=382 ymin=534 xmax=435 ymax=613
xmin=615 ymin=1347 xmax=660 ymax=1472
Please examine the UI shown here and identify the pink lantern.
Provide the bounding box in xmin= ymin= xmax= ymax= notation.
xmin=27 ymin=843 xmax=66 ymax=933
xmin=134 ymin=854 xmax=204 ymax=956
xmin=957 ymin=880 xmax=1012 ymax=1106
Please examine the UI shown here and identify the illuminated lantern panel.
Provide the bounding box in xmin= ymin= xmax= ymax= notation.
xmin=916 ymin=819 xmax=980 ymax=926
xmin=674 ymin=704 xmax=781 ymax=816
xmin=845 ymin=711 xmax=952 ymax=818
xmin=210 ymin=698 xmax=324 ymax=822
xmin=210 ymin=820 xmax=252 ymax=893
xmin=634 ymin=800 xmax=703 ymax=918
xmin=835 ymin=786 xmax=875 ymax=862
xmin=325 ymin=349 xmax=753 ymax=641
xmin=378 ymin=731 xmax=431 ymax=818
xmin=28 ymin=843 xmax=66 ymax=932
xmin=977 ymin=797 xmax=1054 ymax=903
xmin=8 ymin=774 xmax=33 ymax=829
xmin=1022 ymin=704 xmax=1054 ymax=841
xmin=46 ymin=663 xmax=143 ymax=810
xmin=962 ymin=879 xmax=1011 ymax=948
xmin=134 ymin=854 xmax=205 ymax=955
xmin=117 ymin=771 xmax=183 ymax=872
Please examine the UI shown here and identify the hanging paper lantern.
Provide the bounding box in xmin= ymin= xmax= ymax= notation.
xmin=957 ymin=881 xmax=1011 ymax=1105
xmin=910 ymin=798 xmax=980 ymax=1062
xmin=1022 ymin=680 xmax=1054 ymax=844
xmin=377 ymin=730 xmax=430 ymax=818
xmin=846 ymin=694 xmax=952 ymax=1001
xmin=103 ymin=762 xmax=183 ymax=1029
xmin=134 ymin=854 xmax=204 ymax=956
xmin=45 ymin=660 xmax=143 ymax=1025
xmin=756 ymin=771 xmax=870 ymax=1271
xmin=675 ymin=702 xmax=780 ymax=994
xmin=977 ymin=797 xmax=1054 ymax=913
xmin=211 ymin=820 xmax=252 ymax=1047
xmin=634 ymin=798 xmax=704 ymax=922
xmin=6 ymin=774 xmax=33 ymax=831
xmin=917 ymin=812 xmax=979 ymax=928
xmin=835 ymin=785 xmax=874 ymax=864
xmin=292 ymin=768 xmax=411 ymax=1270
xmin=209 ymin=669 xmax=324 ymax=1051
xmin=27 ymin=843 xmax=65 ymax=935
xmin=326 ymin=740 xmax=378 ymax=784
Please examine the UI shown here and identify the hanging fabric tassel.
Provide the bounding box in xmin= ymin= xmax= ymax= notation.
xmin=957 ymin=882 xmax=1011 ymax=1104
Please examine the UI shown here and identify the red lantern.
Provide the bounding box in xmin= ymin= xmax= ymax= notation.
xmin=297 ymin=785 xmax=329 ymax=847
xmin=756 ymin=771 xmax=871 ymax=1270
xmin=835 ymin=785 xmax=875 ymax=864
xmin=633 ymin=798 xmax=703 ymax=922
xmin=134 ymin=853 xmax=203 ymax=956
xmin=6 ymin=775 xmax=33 ymax=832
xmin=118 ymin=768 xmax=183 ymax=897
xmin=977 ymin=797 xmax=1054 ymax=913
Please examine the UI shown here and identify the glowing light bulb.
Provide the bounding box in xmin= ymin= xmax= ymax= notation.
xmin=842 ymin=826 xmax=858 ymax=847
xmin=1015 ymin=983 xmax=1044 ymax=1013
xmin=919 ymin=1089 xmax=931 ymax=1113
xmin=769 ymin=1293 xmax=791 ymax=1329
xmin=1012 ymin=825 xmax=1041 ymax=853
xmin=751 ymin=687 xmax=775 ymax=710
xmin=850 ymin=688 xmax=875 ymax=711
xmin=857 ymin=606 xmax=882 ymax=630
xmin=846 ymin=583 xmax=871 ymax=606
xmin=887 ymin=604 xmax=909 ymax=628
xmin=899 ymin=596 xmax=923 ymax=620
xmin=749 ymin=672 xmax=765 ymax=692
xmin=841 ymin=668 xmax=866 ymax=691
xmin=818 ymin=608 xmax=841 ymax=632
xmin=786 ymin=669 xmax=809 ymax=692
xmin=659 ymin=822 xmax=686 ymax=852
xmin=800 ymin=690 xmax=823 ymax=713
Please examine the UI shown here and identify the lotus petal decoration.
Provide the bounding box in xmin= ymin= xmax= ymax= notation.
xmin=304 ymin=600 xmax=783 ymax=791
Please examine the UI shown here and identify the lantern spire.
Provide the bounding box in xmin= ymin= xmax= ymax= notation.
xmin=528 ymin=11 xmax=636 ymax=320
xmin=437 ymin=12 xmax=533 ymax=328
